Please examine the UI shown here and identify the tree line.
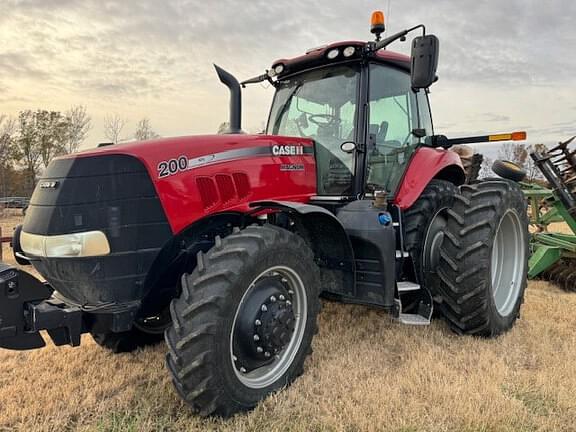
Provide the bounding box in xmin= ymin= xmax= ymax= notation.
xmin=0 ymin=107 xmax=159 ymax=197
xmin=479 ymin=142 xmax=548 ymax=181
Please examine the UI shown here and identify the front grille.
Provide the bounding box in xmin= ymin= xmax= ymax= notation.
xmin=23 ymin=154 xmax=172 ymax=305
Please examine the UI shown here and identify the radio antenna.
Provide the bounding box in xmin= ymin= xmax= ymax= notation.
xmin=386 ymin=0 xmax=392 ymax=35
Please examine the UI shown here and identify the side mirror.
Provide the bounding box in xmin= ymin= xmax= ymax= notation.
xmin=340 ymin=142 xmax=356 ymax=154
xmin=411 ymin=34 xmax=439 ymax=89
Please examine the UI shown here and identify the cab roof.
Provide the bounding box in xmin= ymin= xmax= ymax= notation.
xmin=271 ymin=40 xmax=410 ymax=79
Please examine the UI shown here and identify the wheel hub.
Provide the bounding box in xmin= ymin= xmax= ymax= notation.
xmin=233 ymin=276 xmax=295 ymax=372
xmin=255 ymin=295 xmax=295 ymax=356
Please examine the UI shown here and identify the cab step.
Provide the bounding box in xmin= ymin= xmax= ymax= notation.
xmin=393 ymin=282 xmax=433 ymax=326
xmin=398 ymin=313 xmax=430 ymax=325
xmin=397 ymin=281 xmax=420 ymax=292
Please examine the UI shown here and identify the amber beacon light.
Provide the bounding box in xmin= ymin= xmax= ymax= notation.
xmin=371 ymin=11 xmax=385 ymax=40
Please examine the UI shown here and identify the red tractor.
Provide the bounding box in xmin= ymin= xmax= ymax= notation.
xmin=1 ymin=13 xmax=529 ymax=417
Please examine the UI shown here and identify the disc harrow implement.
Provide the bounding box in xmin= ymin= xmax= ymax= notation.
xmin=522 ymin=136 xmax=576 ymax=290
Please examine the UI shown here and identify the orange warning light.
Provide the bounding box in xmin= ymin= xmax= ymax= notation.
xmin=371 ymin=11 xmax=385 ymax=38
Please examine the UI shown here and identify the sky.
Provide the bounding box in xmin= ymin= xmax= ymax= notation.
xmin=1 ymin=0 xmax=575 ymax=158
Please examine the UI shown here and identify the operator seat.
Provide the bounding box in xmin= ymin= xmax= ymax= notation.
xmin=376 ymin=121 xmax=389 ymax=145
xmin=367 ymin=120 xmax=404 ymax=190
xmin=315 ymin=123 xmax=353 ymax=194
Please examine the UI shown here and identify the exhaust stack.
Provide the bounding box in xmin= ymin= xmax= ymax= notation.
xmin=214 ymin=64 xmax=243 ymax=134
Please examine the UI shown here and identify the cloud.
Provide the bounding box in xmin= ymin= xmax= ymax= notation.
xmin=480 ymin=113 xmax=511 ymax=123
xmin=0 ymin=52 xmax=49 ymax=80
xmin=0 ymin=0 xmax=574 ymax=144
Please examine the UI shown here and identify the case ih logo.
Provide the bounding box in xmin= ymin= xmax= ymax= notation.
xmin=271 ymin=145 xmax=304 ymax=156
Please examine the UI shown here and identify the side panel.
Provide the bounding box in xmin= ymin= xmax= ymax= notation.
xmin=393 ymin=147 xmax=465 ymax=209
xmin=155 ymin=138 xmax=316 ymax=234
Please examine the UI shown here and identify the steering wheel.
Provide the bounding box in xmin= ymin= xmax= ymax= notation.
xmin=308 ymin=114 xmax=339 ymax=127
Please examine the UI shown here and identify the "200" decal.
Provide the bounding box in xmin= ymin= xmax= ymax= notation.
xmin=157 ymin=156 xmax=189 ymax=178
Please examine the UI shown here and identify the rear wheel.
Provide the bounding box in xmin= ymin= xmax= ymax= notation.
xmin=404 ymin=179 xmax=458 ymax=291
xmin=435 ymin=179 xmax=529 ymax=336
xmin=165 ymin=225 xmax=320 ymax=417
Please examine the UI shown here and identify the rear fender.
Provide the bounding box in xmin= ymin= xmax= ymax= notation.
xmin=394 ymin=147 xmax=465 ymax=209
xmin=250 ymin=200 xmax=355 ymax=297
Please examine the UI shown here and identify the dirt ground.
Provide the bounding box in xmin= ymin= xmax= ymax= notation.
xmin=1 ymin=214 xmax=576 ymax=431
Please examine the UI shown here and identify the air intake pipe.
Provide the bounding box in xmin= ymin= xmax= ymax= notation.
xmin=214 ymin=64 xmax=243 ymax=134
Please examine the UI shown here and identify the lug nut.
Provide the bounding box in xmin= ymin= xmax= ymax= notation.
xmin=257 ymin=347 xmax=263 ymax=353
xmin=279 ymin=294 xmax=285 ymax=301
xmin=233 ymin=355 xmax=237 ymax=361
xmin=288 ymin=289 xmax=294 ymax=295
xmin=253 ymin=334 xmax=260 ymax=341
xmin=286 ymin=300 xmax=292 ymax=306
xmin=240 ymin=367 xmax=247 ymax=373
xmin=255 ymin=319 xmax=261 ymax=326
xmin=270 ymin=295 xmax=277 ymax=302
xmin=261 ymin=304 xmax=268 ymax=312
xmin=281 ymin=278 xmax=288 ymax=283
xmin=264 ymin=352 xmax=271 ymax=358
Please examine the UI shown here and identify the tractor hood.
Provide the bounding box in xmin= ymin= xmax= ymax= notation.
xmin=21 ymin=133 xmax=316 ymax=306
xmin=70 ymin=134 xmax=314 ymax=178
xmin=40 ymin=134 xmax=317 ymax=235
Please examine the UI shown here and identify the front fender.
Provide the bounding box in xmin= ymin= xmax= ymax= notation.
xmin=394 ymin=147 xmax=465 ymax=209
xmin=250 ymin=200 xmax=355 ymax=297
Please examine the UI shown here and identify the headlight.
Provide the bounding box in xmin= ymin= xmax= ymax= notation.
xmin=21 ymin=231 xmax=111 ymax=258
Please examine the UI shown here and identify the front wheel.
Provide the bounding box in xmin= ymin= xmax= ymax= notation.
xmin=91 ymin=308 xmax=171 ymax=353
xmin=165 ymin=225 xmax=321 ymax=417
xmin=435 ymin=179 xmax=529 ymax=336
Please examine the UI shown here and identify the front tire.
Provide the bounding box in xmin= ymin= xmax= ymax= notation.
xmin=91 ymin=328 xmax=164 ymax=353
xmin=435 ymin=180 xmax=529 ymax=336
xmin=91 ymin=309 xmax=171 ymax=353
xmin=165 ymin=225 xmax=321 ymax=417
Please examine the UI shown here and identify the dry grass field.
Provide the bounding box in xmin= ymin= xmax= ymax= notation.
xmin=2 ymin=213 xmax=576 ymax=432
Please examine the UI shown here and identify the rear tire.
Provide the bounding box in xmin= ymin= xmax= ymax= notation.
xmin=435 ymin=180 xmax=529 ymax=336
xmin=165 ymin=225 xmax=321 ymax=417
xmin=404 ymin=180 xmax=458 ymax=290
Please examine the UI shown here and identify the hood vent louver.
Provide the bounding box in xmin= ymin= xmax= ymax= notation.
xmin=196 ymin=172 xmax=251 ymax=209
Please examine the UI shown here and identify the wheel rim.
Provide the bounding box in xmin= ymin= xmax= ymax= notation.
xmin=230 ymin=265 xmax=307 ymax=389
xmin=491 ymin=209 xmax=525 ymax=316
xmin=423 ymin=208 xmax=449 ymax=272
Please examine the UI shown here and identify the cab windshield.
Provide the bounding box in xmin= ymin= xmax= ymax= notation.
xmin=267 ymin=65 xmax=359 ymax=195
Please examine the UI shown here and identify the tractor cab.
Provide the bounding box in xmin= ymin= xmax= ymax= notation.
xmin=266 ymin=44 xmax=433 ymax=198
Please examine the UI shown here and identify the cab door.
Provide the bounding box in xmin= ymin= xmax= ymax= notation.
xmin=364 ymin=63 xmax=430 ymax=196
